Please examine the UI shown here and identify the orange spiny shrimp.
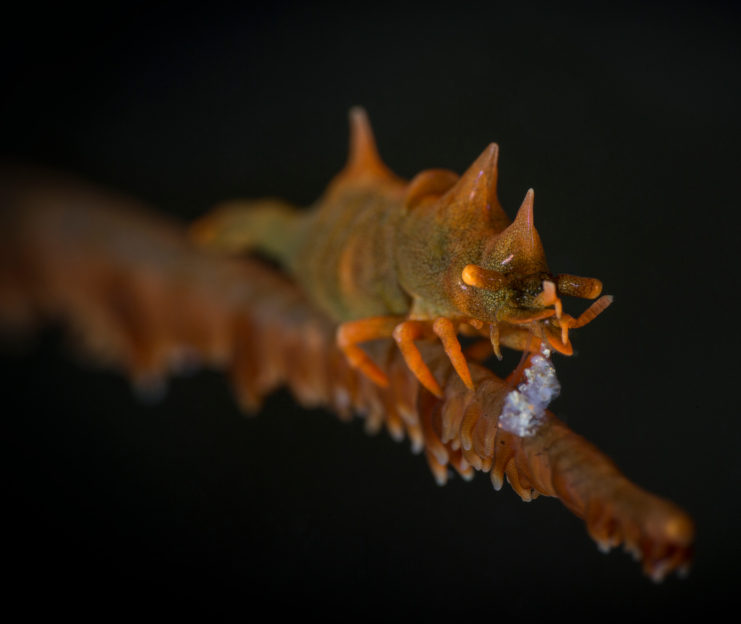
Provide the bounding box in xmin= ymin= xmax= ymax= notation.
xmin=191 ymin=107 xmax=612 ymax=398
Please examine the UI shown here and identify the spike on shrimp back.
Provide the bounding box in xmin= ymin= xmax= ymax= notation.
xmin=329 ymin=107 xmax=405 ymax=190
xmin=437 ymin=142 xmax=510 ymax=232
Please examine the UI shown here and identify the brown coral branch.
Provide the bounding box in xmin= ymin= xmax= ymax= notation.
xmin=0 ymin=167 xmax=694 ymax=580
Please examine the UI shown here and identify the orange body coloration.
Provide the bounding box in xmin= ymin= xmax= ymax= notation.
xmin=0 ymin=165 xmax=694 ymax=581
xmin=192 ymin=108 xmax=612 ymax=397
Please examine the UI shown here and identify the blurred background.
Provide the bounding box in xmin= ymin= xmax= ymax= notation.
xmin=2 ymin=2 xmax=739 ymax=619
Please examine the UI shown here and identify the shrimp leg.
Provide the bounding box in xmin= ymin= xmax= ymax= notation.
xmin=336 ymin=316 xmax=404 ymax=388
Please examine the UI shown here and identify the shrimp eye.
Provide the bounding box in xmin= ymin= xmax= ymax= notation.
xmin=461 ymin=264 xmax=508 ymax=290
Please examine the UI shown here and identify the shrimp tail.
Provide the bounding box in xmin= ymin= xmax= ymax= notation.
xmin=190 ymin=197 xmax=303 ymax=265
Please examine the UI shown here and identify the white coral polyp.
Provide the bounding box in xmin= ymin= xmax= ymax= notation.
xmin=499 ymin=345 xmax=560 ymax=437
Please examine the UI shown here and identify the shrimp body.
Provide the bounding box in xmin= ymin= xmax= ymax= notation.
xmin=192 ymin=108 xmax=611 ymax=396
xmin=289 ymin=186 xmax=410 ymax=322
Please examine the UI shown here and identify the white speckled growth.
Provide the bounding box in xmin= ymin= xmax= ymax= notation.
xmin=499 ymin=345 xmax=560 ymax=437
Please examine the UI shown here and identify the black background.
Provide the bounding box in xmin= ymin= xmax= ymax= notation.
xmin=2 ymin=2 xmax=739 ymax=620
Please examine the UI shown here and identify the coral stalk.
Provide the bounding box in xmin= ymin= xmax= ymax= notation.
xmin=0 ymin=168 xmax=694 ymax=580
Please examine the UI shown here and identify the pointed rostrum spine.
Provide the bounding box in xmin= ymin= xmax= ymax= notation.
xmin=511 ymin=189 xmax=538 ymax=256
xmin=483 ymin=188 xmax=549 ymax=274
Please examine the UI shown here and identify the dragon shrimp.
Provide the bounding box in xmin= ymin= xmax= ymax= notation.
xmin=192 ymin=108 xmax=612 ymax=398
